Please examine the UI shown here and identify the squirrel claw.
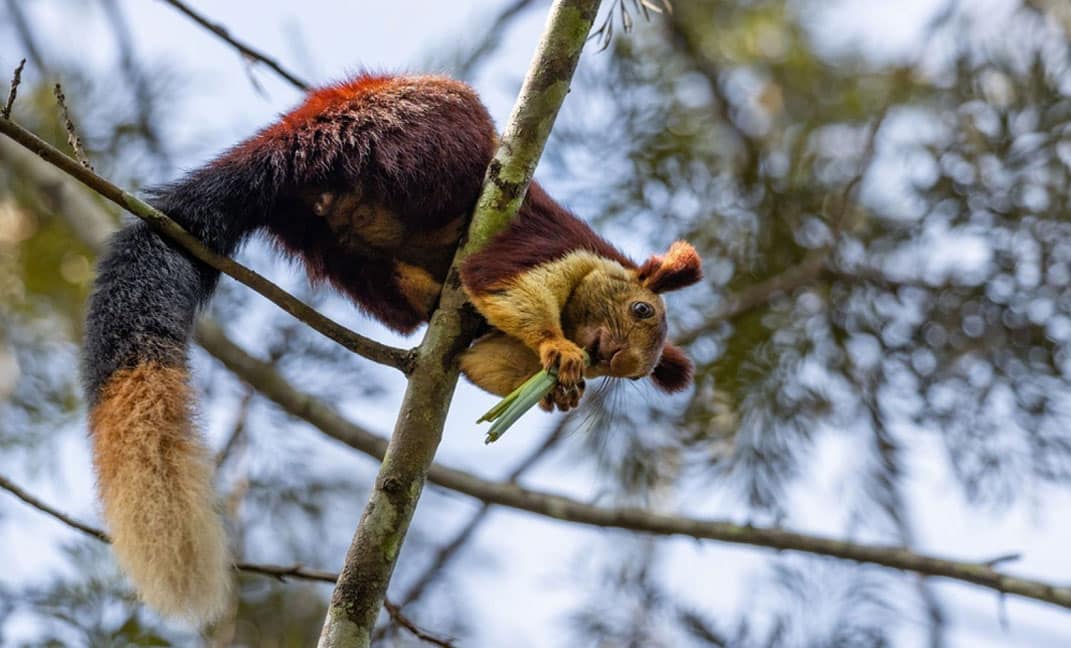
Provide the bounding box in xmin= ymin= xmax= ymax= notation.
xmin=539 ymin=338 xmax=586 ymax=387
xmin=540 ymin=380 xmax=585 ymax=412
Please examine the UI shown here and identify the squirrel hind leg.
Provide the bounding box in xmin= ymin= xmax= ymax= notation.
xmin=460 ymin=333 xmax=542 ymax=397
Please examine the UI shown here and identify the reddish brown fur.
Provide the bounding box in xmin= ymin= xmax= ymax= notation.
xmin=214 ymin=74 xmax=499 ymax=332
xmin=461 ymin=183 xmax=636 ymax=294
xmin=637 ymin=241 xmax=703 ymax=294
xmin=268 ymin=75 xmax=397 ymax=136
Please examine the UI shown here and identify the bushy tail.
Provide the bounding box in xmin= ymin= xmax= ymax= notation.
xmin=83 ymin=164 xmax=265 ymax=624
xmin=89 ymin=359 xmax=230 ymax=623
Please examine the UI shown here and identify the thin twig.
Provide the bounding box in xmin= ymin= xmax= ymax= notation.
xmin=236 ymin=561 xmax=336 ymax=583
xmin=101 ymin=0 xmax=168 ymax=163
xmin=664 ymin=12 xmax=760 ymax=179
xmin=52 ymin=83 xmax=94 ymax=171
xmin=454 ymin=0 xmax=539 ymax=79
xmin=4 ymin=0 xmax=45 ymax=70
xmin=0 ymin=474 xmax=453 ymax=648
xmin=383 ymin=600 xmax=457 ymax=648
xmin=158 ymin=0 xmax=308 ymax=91
xmin=2 ymin=58 xmax=26 ymax=120
xmin=0 ymin=474 xmax=108 ymax=542
xmin=215 ymin=388 xmax=255 ymax=470
xmin=984 ymin=553 xmax=1023 ymax=568
xmin=674 ymin=251 xmax=828 ymax=346
xmin=0 ymin=116 xmax=412 ymax=372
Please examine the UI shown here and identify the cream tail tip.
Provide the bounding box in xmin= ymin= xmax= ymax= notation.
xmin=91 ymin=363 xmax=234 ymax=625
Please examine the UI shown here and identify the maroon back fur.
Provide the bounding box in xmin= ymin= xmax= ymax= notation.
xmin=216 ymin=74 xmax=498 ymax=332
xmin=461 ymin=183 xmax=635 ymax=293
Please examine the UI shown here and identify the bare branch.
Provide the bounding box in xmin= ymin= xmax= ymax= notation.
xmin=158 ymin=0 xmax=309 ymax=91
xmin=454 ymin=0 xmax=539 ymax=79
xmin=0 ymin=474 xmax=452 ymax=648
xmin=191 ymin=323 xmax=1071 ymax=611
xmin=382 ymin=601 xmax=457 ymax=648
xmin=2 ymin=58 xmax=25 ymax=120
xmin=52 ymin=83 xmax=94 ymax=171
xmin=0 ymin=474 xmax=108 ymax=542
xmin=235 ymin=561 xmax=336 ymax=583
xmin=215 ymin=388 xmax=255 ymax=470
xmin=664 ymin=12 xmax=761 ymax=178
xmin=675 ymin=251 xmax=828 ymax=346
xmin=0 ymin=115 xmax=412 ymax=372
xmin=101 ymin=0 xmax=168 ymax=163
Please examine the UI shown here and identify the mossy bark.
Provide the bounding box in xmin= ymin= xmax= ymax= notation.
xmin=316 ymin=2 xmax=603 ymax=646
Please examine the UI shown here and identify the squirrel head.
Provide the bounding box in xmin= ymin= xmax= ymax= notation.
xmin=562 ymin=241 xmax=702 ymax=392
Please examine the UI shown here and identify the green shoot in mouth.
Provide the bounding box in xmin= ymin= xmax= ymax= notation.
xmin=478 ymin=351 xmax=591 ymax=444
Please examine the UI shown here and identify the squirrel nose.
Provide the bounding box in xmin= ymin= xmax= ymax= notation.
xmin=593 ymin=333 xmax=625 ymax=366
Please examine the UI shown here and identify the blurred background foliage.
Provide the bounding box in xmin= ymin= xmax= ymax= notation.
xmin=1 ymin=0 xmax=1071 ymax=646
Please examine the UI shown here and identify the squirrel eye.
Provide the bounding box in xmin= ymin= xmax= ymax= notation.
xmin=630 ymin=301 xmax=655 ymax=319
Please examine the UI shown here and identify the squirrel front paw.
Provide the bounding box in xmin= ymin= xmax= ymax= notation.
xmin=539 ymin=338 xmax=587 ymax=386
xmin=539 ymin=379 xmax=585 ymax=412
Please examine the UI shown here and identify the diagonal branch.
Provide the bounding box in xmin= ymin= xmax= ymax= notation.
xmin=318 ymin=2 xmax=605 ymax=645
xmin=0 ymin=474 xmax=455 ymax=648
xmin=399 ymin=419 xmax=567 ymax=609
xmin=373 ymin=419 xmax=570 ymax=643
xmin=193 ymin=320 xmax=1071 ymax=612
xmin=663 ymin=9 xmax=761 ymax=179
xmin=0 ymin=474 xmax=108 ymax=542
xmin=453 ymin=0 xmax=540 ymax=80
xmin=0 ymin=115 xmax=411 ymax=372
xmin=157 ymin=0 xmax=309 ymax=90
xmin=674 ymin=250 xmax=828 ymax=346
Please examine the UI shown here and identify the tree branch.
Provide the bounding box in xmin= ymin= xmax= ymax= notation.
xmin=675 ymin=251 xmax=829 ymax=346
xmin=373 ymin=419 xmax=569 ymax=643
xmin=157 ymin=0 xmax=309 ymax=91
xmin=663 ymin=10 xmax=761 ymax=179
xmin=192 ymin=321 xmax=1071 ymax=611
xmin=0 ymin=115 xmax=412 ymax=372
xmin=400 ymin=419 xmax=567 ymax=608
xmin=0 ymin=474 xmax=454 ymax=648
xmin=2 ymin=58 xmax=25 ymax=120
xmin=318 ymin=2 xmax=604 ymax=645
xmin=0 ymin=474 xmax=108 ymax=542
xmin=453 ymin=0 xmax=540 ymax=80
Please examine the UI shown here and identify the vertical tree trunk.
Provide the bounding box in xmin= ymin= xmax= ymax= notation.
xmin=316 ymin=2 xmax=603 ymax=646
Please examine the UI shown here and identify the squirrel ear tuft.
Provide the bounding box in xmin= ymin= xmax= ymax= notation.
xmin=637 ymin=241 xmax=703 ymax=293
xmin=651 ymin=343 xmax=693 ymax=393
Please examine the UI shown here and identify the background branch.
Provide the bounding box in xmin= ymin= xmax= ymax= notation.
xmin=201 ymin=320 xmax=1071 ymax=611
xmin=373 ymin=419 xmax=569 ymax=643
xmin=158 ymin=0 xmax=309 ymax=90
xmin=0 ymin=473 xmax=454 ymax=648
